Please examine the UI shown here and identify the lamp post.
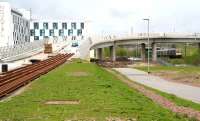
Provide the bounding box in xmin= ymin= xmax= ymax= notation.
xmin=143 ymin=18 xmax=150 ymax=74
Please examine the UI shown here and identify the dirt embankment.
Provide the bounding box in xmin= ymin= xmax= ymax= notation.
xmin=152 ymin=71 xmax=200 ymax=87
xmin=94 ymin=60 xmax=133 ymax=68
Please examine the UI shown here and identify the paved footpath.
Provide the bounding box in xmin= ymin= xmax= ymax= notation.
xmin=114 ymin=68 xmax=200 ymax=104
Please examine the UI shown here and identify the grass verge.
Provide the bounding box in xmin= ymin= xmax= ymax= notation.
xmin=0 ymin=61 xmax=195 ymax=121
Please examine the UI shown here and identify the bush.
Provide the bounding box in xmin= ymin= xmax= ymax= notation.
xmin=169 ymin=59 xmax=186 ymax=65
xmin=185 ymin=51 xmax=200 ymax=65
xmin=116 ymin=47 xmax=127 ymax=57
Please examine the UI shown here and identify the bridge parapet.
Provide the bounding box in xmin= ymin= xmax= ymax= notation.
xmin=115 ymin=32 xmax=200 ymax=40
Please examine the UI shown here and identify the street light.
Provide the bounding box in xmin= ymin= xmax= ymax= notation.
xmin=194 ymin=32 xmax=197 ymax=41
xmin=143 ymin=18 xmax=150 ymax=74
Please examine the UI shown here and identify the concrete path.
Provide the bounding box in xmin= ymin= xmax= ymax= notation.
xmin=114 ymin=68 xmax=200 ymax=104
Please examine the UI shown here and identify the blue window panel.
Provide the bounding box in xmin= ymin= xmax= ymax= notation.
xmin=34 ymin=36 xmax=39 ymax=40
xmin=68 ymin=29 xmax=73 ymax=36
xmin=59 ymin=29 xmax=64 ymax=36
xmin=53 ymin=22 xmax=58 ymax=29
xmin=81 ymin=22 xmax=84 ymax=29
xmin=77 ymin=29 xmax=82 ymax=36
xmin=40 ymin=29 xmax=45 ymax=36
xmin=49 ymin=29 xmax=54 ymax=36
xmin=71 ymin=22 xmax=76 ymax=29
xmin=34 ymin=22 xmax=39 ymax=29
xmin=30 ymin=29 xmax=35 ymax=36
xmin=62 ymin=23 xmax=67 ymax=29
xmin=43 ymin=22 xmax=48 ymax=29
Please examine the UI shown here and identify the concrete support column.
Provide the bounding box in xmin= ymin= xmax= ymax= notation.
xmin=94 ymin=49 xmax=97 ymax=58
xmin=96 ymin=48 xmax=103 ymax=60
xmin=109 ymin=45 xmax=116 ymax=61
xmin=198 ymin=43 xmax=200 ymax=52
xmin=141 ymin=43 xmax=146 ymax=61
xmin=152 ymin=43 xmax=157 ymax=62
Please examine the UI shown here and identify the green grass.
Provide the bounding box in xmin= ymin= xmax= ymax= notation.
xmin=169 ymin=53 xmax=200 ymax=65
xmin=135 ymin=65 xmax=200 ymax=111
xmin=0 ymin=62 xmax=194 ymax=121
xmin=169 ymin=59 xmax=186 ymax=65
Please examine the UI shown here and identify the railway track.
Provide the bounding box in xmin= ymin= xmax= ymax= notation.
xmin=0 ymin=53 xmax=74 ymax=98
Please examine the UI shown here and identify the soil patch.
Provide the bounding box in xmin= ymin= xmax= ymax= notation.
xmin=96 ymin=60 xmax=133 ymax=68
xmin=106 ymin=117 xmax=136 ymax=121
xmin=65 ymin=117 xmax=136 ymax=121
xmin=67 ymin=72 xmax=90 ymax=77
xmin=45 ymin=100 xmax=80 ymax=105
xmin=129 ymin=62 xmax=158 ymax=68
xmin=65 ymin=118 xmax=95 ymax=121
xmin=152 ymin=71 xmax=200 ymax=87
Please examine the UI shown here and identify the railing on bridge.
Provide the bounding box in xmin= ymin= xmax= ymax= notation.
xmin=90 ymin=32 xmax=200 ymax=47
xmin=115 ymin=32 xmax=200 ymax=39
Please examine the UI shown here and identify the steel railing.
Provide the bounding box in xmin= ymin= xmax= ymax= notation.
xmin=90 ymin=32 xmax=200 ymax=46
xmin=0 ymin=41 xmax=45 ymax=62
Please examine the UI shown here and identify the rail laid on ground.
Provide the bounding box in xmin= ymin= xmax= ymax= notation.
xmin=0 ymin=53 xmax=74 ymax=98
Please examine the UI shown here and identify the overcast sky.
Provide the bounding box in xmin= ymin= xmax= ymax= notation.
xmin=5 ymin=0 xmax=200 ymax=34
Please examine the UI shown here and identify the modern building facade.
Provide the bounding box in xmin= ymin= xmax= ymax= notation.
xmin=0 ymin=2 xmax=90 ymax=48
xmin=30 ymin=20 xmax=87 ymax=46
xmin=0 ymin=2 xmax=30 ymax=47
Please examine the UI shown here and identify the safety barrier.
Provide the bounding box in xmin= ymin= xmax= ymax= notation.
xmin=0 ymin=41 xmax=44 ymax=62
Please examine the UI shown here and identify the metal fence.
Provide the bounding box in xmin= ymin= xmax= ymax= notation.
xmin=0 ymin=40 xmax=44 ymax=62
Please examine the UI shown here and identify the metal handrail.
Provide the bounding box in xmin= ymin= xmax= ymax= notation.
xmin=0 ymin=40 xmax=45 ymax=61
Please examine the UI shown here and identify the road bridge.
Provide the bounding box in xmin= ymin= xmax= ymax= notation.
xmin=90 ymin=33 xmax=200 ymax=62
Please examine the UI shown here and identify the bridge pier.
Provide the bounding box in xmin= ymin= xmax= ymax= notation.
xmin=152 ymin=43 xmax=157 ymax=62
xmin=96 ymin=48 xmax=103 ymax=60
xmin=141 ymin=43 xmax=146 ymax=61
xmin=94 ymin=49 xmax=96 ymax=58
xmin=109 ymin=45 xmax=116 ymax=61
xmin=198 ymin=43 xmax=200 ymax=52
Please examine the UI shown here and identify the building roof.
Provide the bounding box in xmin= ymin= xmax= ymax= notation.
xmin=11 ymin=9 xmax=23 ymax=17
xmin=31 ymin=15 xmax=90 ymax=23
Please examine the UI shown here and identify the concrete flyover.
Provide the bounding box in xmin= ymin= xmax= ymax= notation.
xmin=90 ymin=33 xmax=200 ymax=62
